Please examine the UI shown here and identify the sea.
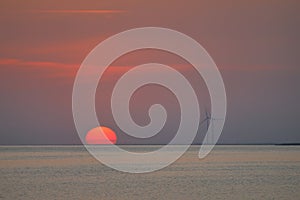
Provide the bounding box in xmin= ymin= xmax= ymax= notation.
xmin=1 ymin=145 xmax=300 ymax=199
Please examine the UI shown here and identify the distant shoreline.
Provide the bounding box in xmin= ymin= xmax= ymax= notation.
xmin=274 ymin=143 xmax=300 ymax=146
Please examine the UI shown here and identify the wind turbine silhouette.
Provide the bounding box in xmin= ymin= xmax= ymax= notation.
xmin=199 ymin=109 xmax=210 ymax=130
xmin=199 ymin=109 xmax=223 ymax=145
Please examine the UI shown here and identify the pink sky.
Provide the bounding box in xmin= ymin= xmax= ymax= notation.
xmin=0 ymin=0 xmax=299 ymax=144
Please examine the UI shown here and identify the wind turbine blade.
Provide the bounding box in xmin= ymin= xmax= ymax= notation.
xmin=205 ymin=108 xmax=211 ymax=119
xmin=206 ymin=118 xmax=209 ymax=131
xmin=199 ymin=118 xmax=208 ymax=126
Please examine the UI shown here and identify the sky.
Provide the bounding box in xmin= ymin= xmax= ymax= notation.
xmin=0 ymin=0 xmax=299 ymax=144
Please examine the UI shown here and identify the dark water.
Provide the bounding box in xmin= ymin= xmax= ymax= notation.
xmin=1 ymin=145 xmax=300 ymax=199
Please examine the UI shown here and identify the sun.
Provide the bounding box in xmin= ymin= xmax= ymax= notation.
xmin=85 ymin=126 xmax=117 ymax=144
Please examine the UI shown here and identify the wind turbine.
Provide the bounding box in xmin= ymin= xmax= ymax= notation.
xmin=199 ymin=109 xmax=223 ymax=145
xmin=199 ymin=109 xmax=211 ymax=144
xmin=199 ymin=109 xmax=210 ymax=130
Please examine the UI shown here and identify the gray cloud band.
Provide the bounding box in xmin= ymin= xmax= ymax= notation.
xmin=72 ymin=27 xmax=227 ymax=173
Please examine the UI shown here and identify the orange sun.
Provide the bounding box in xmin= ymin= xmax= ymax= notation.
xmin=85 ymin=126 xmax=117 ymax=144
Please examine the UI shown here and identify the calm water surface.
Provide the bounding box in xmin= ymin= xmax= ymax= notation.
xmin=1 ymin=145 xmax=300 ymax=199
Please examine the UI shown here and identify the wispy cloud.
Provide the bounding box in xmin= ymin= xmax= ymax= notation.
xmin=0 ymin=58 xmax=20 ymax=65
xmin=0 ymin=58 xmax=75 ymax=68
xmin=0 ymin=58 xmax=78 ymax=78
xmin=32 ymin=9 xmax=127 ymax=14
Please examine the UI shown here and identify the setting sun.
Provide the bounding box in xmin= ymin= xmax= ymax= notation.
xmin=85 ymin=126 xmax=117 ymax=144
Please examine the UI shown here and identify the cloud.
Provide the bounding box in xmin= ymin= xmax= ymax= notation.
xmin=0 ymin=58 xmax=79 ymax=79
xmin=32 ymin=9 xmax=127 ymax=14
xmin=0 ymin=58 xmax=20 ymax=65
xmin=0 ymin=58 xmax=74 ymax=68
